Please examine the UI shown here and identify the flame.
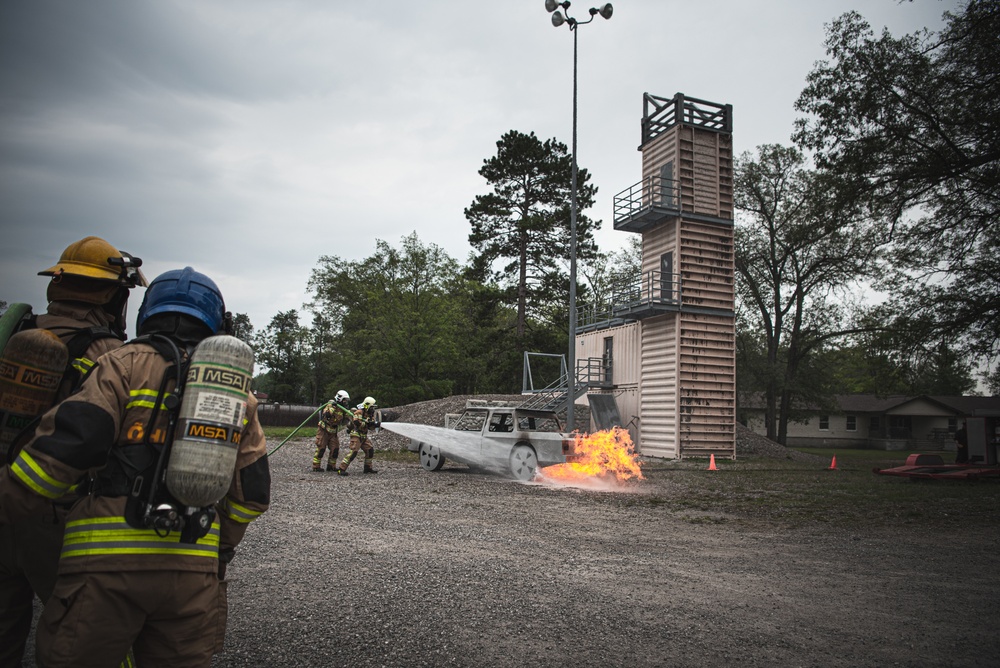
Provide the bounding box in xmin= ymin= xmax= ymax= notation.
xmin=538 ymin=427 xmax=644 ymax=485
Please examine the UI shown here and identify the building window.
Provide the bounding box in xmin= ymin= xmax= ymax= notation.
xmin=846 ymin=415 xmax=857 ymax=432
xmin=819 ymin=416 xmax=829 ymax=431
xmin=869 ymin=416 xmax=880 ymax=432
xmin=948 ymin=417 xmax=957 ymax=432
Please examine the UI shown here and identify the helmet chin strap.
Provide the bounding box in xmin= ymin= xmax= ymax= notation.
xmin=103 ymin=286 xmax=131 ymax=339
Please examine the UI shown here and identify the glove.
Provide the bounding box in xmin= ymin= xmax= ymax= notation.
xmin=218 ymin=547 xmax=235 ymax=580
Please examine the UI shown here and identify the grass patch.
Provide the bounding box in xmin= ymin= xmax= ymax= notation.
xmin=790 ymin=447 xmax=933 ymax=463
xmin=263 ymin=426 xmax=308 ymax=441
xmin=641 ymin=453 xmax=1000 ymax=530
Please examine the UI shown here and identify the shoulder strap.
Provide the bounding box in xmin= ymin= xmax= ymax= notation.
xmin=65 ymin=326 xmax=122 ymax=360
xmin=55 ymin=326 xmax=124 ymax=397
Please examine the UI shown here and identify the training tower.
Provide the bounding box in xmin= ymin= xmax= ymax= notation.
xmin=576 ymin=92 xmax=736 ymax=459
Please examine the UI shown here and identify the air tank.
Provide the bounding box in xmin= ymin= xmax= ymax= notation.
xmin=0 ymin=328 xmax=68 ymax=459
xmin=166 ymin=335 xmax=254 ymax=507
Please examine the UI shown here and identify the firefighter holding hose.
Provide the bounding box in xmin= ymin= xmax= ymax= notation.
xmin=313 ymin=390 xmax=351 ymax=471
xmin=337 ymin=396 xmax=379 ymax=475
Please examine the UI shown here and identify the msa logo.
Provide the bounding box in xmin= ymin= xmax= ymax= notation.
xmin=22 ymin=368 xmax=60 ymax=391
xmin=186 ymin=423 xmax=231 ymax=442
xmin=201 ymin=368 xmax=249 ymax=392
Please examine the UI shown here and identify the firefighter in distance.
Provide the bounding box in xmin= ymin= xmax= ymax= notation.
xmin=0 ymin=266 xmax=271 ymax=668
xmin=0 ymin=236 xmax=146 ymax=668
xmin=313 ymin=390 xmax=351 ymax=471
xmin=337 ymin=396 xmax=379 ymax=475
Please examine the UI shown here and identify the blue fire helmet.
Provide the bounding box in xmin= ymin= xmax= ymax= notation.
xmin=136 ymin=267 xmax=226 ymax=334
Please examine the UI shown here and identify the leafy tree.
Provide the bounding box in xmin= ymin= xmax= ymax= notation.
xmin=815 ymin=331 xmax=975 ymax=398
xmin=309 ymin=233 xmax=470 ymax=407
xmin=734 ymin=144 xmax=889 ymax=443
xmin=307 ymin=312 xmax=336 ymax=406
xmin=465 ymin=129 xmax=599 ymax=338
xmin=231 ymin=312 xmax=254 ymax=347
xmin=254 ymin=310 xmax=308 ymax=404
xmin=986 ymin=366 xmax=1000 ymax=396
xmin=578 ymin=235 xmax=642 ymax=316
xmin=794 ymin=1 xmax=1000 ymax=364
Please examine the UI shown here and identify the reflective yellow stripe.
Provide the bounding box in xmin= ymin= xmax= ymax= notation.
xmin=126 ymin=388 xmax=168 ymax=410
xmin=221 ymin=498 xmax=262 ymax=524
xmin=10 ymin=451 xmax=73 ymax=499
xmin=71 ymin=356 xmax=96 ymax=376
xmin=61 ymin=516 xmax=221 ymax=560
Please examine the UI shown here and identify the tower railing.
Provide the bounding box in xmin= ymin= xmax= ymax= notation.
xmin=577 ymin=269 xmax=682 ymax=330
xmin=613 ymin=174 xmax=681 ymax=227
xmin=641 ymin=92 xmax=733 ymax=145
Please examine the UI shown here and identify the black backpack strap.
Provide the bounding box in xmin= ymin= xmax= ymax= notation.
xmin=93 ymin=335 xmax=185 ymax=503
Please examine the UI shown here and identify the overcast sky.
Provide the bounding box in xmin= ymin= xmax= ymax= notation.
xmin=0 ymin=0 xmax=960 ymax=333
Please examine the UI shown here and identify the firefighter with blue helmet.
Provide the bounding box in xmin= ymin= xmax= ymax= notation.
xmin=0 ymin=236 xmax=145 ymax=668
xmin=0 ymin=267 xmax=271 ymax=667
xmin=337 ymin=396 xmax=379 ymax=475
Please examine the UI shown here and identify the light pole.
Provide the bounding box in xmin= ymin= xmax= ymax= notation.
xmin=544 ymin=0 xmax=612 ymax=433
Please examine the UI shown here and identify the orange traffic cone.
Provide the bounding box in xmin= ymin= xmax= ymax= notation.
xmin=707 ymin=454 xmax=718 ymax=471
xmin=828 ymin=455 xmax=838 ymax=470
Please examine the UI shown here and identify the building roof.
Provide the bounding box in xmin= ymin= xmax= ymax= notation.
xmin=741 ymin=393 xmax=1000 ymax=416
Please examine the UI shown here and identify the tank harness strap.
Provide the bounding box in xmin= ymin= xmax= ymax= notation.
xmin=91 ymin=334 xmax=185 ymax=500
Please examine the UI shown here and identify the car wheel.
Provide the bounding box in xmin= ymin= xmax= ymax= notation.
xmin=509 ymin=444 xmax=538 ymax=481
xmin=419 ymin=442 xmax=446 ymax=471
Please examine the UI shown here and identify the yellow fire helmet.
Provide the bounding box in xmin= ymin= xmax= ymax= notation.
xmin=39 ymin=236 xmax=148 ymax=287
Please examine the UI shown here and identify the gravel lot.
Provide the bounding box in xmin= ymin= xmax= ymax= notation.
xmin=22 ymin=397 xmax=1000 ymax=667
xmin=212 ymin=399 xmax=999 ymax=668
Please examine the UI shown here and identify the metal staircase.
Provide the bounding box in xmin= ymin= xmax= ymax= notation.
xmin=519 ymin=356 xmax=612 ymax=414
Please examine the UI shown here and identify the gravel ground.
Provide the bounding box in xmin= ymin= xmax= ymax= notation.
xmin=23 ymin=397 xmax=1000 ymax=667
xmin=212 ymin=399 xmax=998 ymax=668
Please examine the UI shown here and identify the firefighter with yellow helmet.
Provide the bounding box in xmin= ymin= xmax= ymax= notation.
xmin=0 ymin=266 xmax=271 ymax=667
xmin=337 ymin=396 xmax=379 ymax=475
xmin=0 ymin=236 xmax=145 ymax=668
xmin=313 ymin=390 xmax=351 ymax=471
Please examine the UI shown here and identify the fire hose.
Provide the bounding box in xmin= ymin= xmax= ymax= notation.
xmin=266 ymin=404 xmax=324 ymax=457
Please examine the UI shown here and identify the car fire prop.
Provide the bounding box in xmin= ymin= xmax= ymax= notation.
xmin=389 ymin=402 xmax=644 ymax=486
xmin=536 ymin=426 xmax=643 ymax=489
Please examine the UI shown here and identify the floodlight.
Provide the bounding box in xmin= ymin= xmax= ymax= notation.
xmin=551 ymin=11 xmax=566 ymax=27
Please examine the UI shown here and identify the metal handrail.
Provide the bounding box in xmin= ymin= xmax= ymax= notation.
xmin=613 ymin=175 xmax=681 ymax=226
xmin=576 ymin=357 xmax=611 ymax=386
xmin=641 ymin=92 xmax=733 ymax=144
xmin=577 ymin=269 xmax=682 ymax=329
xmin=615 ymin=269 xmax=681 ymax=306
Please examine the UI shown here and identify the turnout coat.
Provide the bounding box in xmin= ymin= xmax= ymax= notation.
xmin=0 ymin=339 xmax=271 ymax=575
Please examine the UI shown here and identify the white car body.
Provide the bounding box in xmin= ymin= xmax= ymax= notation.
xmin=385 ymin=403 xmax=574 ymax=480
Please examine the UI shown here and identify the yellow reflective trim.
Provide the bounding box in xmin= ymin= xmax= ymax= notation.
xmin=126 ymin=388 xmax=168 ymax=410
xmin=72 ymin=356 xmax=96 ymax=375
xmin=61 ymin=516 xmax=222 ymax=559
xmin=62 ymin=531 xmax=221 ymax=547
xmin=222 ymin=498 xmax=262 ymax=523
xmin=11 ymin=451 xmax=72 ymax=499
xmin=62 ymin=546 xmax=219 ymax=558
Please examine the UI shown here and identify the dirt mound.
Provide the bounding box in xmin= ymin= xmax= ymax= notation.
xmin=375 ymin=394 xmax=525 ymax=451
xmin=376 ymin=394 xmax=809 ymax=461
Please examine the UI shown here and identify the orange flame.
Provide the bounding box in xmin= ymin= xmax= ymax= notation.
xmin=540 ymin=427 xmax=644 ymax=484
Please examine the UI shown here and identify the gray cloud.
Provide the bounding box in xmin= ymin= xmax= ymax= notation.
xmin=0 ymin=0 xmax=959 ymax=332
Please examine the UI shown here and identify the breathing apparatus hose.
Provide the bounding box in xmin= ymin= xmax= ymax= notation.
xmin=266 ymin=403 xmax=325 ymax=457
